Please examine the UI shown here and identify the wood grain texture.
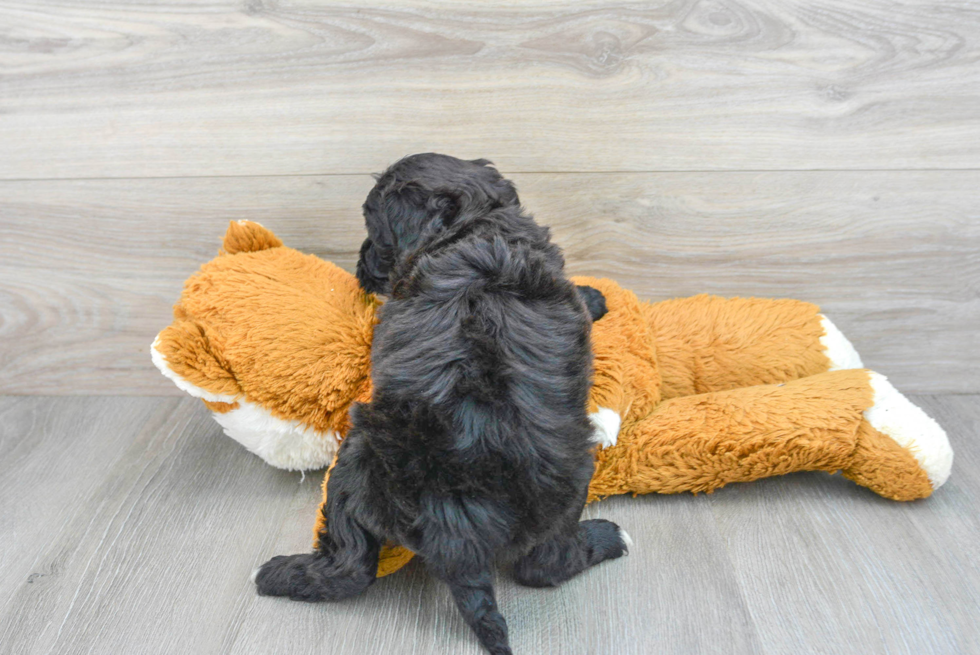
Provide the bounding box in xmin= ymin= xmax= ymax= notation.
xmin=1 ymin=170 xmax=977 ymax=395
xmin=0 ymin=396 xmax=314 ymax=655
xmin=707 ymin=394 xmax=980 ymax=655
xmin=0 ymin=396 xmax=163 ymax=622
xmin=0 ymin=394 xmax=977 ymax=655
xmin=2 ymin=0 xmax=980 ymax=178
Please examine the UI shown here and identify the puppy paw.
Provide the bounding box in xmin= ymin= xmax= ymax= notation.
xmin=581 ymin=519 xmax=630 ymax=564
xmin=576 ymin=285 xmax=608 ymax=321
xmin=254 ymin=551 xmax=377 ymax=602
xmin=253 ymin=553 xmax=322 ymax=600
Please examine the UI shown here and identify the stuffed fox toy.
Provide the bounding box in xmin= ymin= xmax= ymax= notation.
xmin=153 ymin=221 xmax=953 ymax=577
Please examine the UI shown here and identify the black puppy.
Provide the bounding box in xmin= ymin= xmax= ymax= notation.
xmin=254 ymin=154 xmax=627 ymax=655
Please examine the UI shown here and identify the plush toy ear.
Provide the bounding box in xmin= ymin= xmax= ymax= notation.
xmin=221 ymin=220 xmax=283 ymax=255
xmin=151 ymin=319 xmax=242 ymax=401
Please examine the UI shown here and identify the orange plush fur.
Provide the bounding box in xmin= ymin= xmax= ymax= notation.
xmin=153 ymin=221 xmax=951 ymax=578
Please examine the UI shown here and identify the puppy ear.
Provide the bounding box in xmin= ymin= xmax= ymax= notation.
xmin=427 ymin=191 xmax=461 ymax=228
xmin=467 ymin=159 xmax=520 ymax=208
xmin=356 ymin=237 xmax=391 ymax=294
xmin=387 ymin=183 xmax=458 ymax=229
xmin=493 ymin=179 xmax=519 ymax=208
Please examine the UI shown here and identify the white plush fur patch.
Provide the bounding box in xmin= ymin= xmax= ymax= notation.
xmin=819 ymin=315 xmax=864 ymax=370
xmin=865 ymin=372 xmax=953 ymax=489
xmin=210 ymin=399 xmax=339 ymax=471
xmin=589 ymin=407 xmax=621 ymax=449
xmin=151 ymin=335 xmax=339 ymax=471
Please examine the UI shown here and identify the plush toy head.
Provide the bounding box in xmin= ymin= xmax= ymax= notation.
xmin=152 ymin=221 xmax=379 ymax=469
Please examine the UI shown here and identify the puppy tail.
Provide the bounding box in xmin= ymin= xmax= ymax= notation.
xmin=416 ymin=495 xmax=513 ymax=654
xmin=221 ymin=220 xmax=284 ymax=255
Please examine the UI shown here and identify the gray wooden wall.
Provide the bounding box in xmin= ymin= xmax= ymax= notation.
xmin=1 ymin=2 xmax=978 ymax=397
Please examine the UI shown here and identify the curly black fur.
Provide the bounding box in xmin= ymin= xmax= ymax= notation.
xmin=255 ymin=154 xmax=627 ymax=655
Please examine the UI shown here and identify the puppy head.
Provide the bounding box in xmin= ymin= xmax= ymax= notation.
xmin=357 ymin=153 xmax=519 ymax=294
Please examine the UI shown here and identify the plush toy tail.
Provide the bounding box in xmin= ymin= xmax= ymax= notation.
xmin=221 ymin=220 xmax=284 ymax=255
xmin=842 ymin=372 xmax=953 ymax=500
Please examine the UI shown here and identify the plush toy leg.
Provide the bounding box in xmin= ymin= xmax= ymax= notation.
xmin=641 ymin=295 xmax=862 ymax=400
xmin=590 ymin=369 xmax=870 ymax=498
xmin=589 ymin=369 xmax=951 ymax=501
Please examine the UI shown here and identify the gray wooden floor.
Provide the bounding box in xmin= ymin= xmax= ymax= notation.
xmin=1 ymin=395 xmax=978 ymax=655
xmin=2 ymin=0 xmax=980 ymax=653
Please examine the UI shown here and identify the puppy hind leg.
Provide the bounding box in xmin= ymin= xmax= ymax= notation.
xmin=512 ymin=518 xmax=629 ymax=588
xmin=254 ymin=504 xmax=381 ymax=602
